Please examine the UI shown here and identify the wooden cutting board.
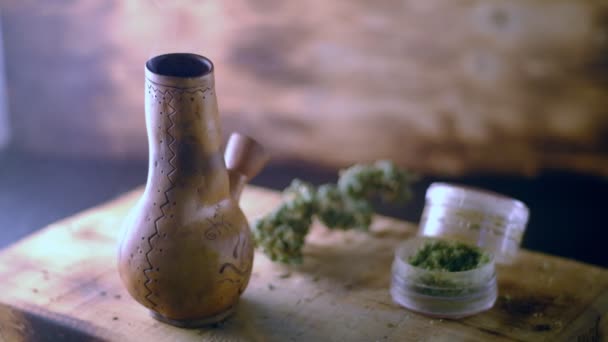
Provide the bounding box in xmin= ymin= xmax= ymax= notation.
xmin=0 ymin=186 xmax=606 ymax=341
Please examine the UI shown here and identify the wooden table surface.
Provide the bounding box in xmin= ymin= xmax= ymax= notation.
xmin=0 ymin=186 xmax=606 ymax=341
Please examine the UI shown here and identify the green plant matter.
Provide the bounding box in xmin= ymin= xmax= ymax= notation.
xmin=253 ymin=160 xmax=416 ymax=264
xmin=407 ymin=240 xmax=491 ymax=297
xmin=408 ymin=240 xmax=490 ymax=272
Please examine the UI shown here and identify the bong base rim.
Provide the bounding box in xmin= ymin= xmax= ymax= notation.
xmin=150 ymin=305 xmax=237 ymax=328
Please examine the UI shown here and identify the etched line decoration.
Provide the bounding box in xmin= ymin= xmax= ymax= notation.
xmin=219 ymin=234 xmax=251 ymax=293
xmin=204 ymin=205 xmax=232 ymax=240
xmin=219 ymin=263 xmax=250 ymax=277
xmin=141 ymin=85 xmax=176 ymax=307
xmin=141 ymin=82 xmax=212 ymax=308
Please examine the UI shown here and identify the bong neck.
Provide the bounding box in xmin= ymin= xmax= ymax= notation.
xmin=144 ymin=53 xmax=229 ymax=201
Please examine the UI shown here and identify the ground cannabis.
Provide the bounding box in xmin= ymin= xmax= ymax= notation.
xmin=408 ymin=240 xmax=490 ymax=272
xmin=253 ymin=160 xmax=416 ymax=264
xmin=405 ymin=240 xmax=492 ymax=297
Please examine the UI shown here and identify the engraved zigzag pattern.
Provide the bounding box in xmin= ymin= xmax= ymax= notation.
xmin=141 ymin=83 xmax=212 ymax=307
xmin=142 ymin=86 xmax=177 ymax=307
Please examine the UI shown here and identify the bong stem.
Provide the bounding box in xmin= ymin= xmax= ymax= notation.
xmin=224 ymin=133 xmax=269 ymax=201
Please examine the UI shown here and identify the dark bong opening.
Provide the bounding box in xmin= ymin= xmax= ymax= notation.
xmin=146 ymin=53 xmax=213 ymax=78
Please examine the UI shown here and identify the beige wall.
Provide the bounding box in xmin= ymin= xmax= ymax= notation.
xmin=2 ymin=0 xmax=608 ymax=176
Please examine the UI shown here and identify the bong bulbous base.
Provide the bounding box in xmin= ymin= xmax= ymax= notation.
xmin=149 ymin=304 xmax=237 ymax=328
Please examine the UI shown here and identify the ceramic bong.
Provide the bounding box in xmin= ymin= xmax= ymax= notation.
xmin=118 ymin=53 xmax=268 ymax=327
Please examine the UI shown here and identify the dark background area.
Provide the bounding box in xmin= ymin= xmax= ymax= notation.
xmin=2 ymin=145 xmax=606 ymax=268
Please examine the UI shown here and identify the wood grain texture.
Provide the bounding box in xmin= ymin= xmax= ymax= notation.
xmin=2 ymin=0 xmax=608 ymax=176
xmin=0 ymin=186 xmax=606 ymax=341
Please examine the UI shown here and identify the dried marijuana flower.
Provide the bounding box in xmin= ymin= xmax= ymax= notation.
xmin=253 ymin=160 xmax=416 ymax=263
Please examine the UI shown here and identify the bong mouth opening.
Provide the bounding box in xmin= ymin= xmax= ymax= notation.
xmin=146 ymin=53 xmax=213 ymax=78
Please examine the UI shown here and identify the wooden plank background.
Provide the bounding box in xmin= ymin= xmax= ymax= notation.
xmin=0 ymin=186 xmax=606 ymax=341
xmin=2 ymin=0 xmax=608 ymax=176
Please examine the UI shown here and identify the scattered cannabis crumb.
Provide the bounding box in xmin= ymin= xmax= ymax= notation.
xmin=279 ymin=272 xmax=291 ymax=279
xmin=408 ymin=240 xmax=490 ymax=272
xmin=501 ymin=294 xmax=512 ymax=302
xmin=253 ymin=160 xmax=416 ymax=263
xmin=387 ymin=322 xmax=396 ymax=328
xmin=268 ymin=283 xmax=276 ymax=291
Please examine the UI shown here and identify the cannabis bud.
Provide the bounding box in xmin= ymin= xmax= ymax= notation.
xmin=252 ymin=160 xmax=417 ymax=264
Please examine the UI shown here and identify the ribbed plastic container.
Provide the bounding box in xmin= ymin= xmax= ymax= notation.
xmin=390 ymin=237 xmax=497 ymax=319
xmin=418 ymin=183 xmax=530 ymax=264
